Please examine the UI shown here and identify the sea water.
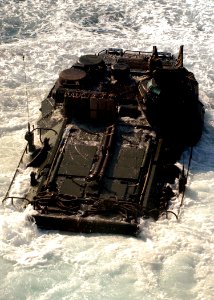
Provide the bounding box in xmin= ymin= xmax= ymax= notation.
xmin=0 ymin=1 xmax=213 ymax=299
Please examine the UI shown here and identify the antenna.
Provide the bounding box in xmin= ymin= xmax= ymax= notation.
xmin=22 ymin=54 xmax=35 ymax=152
xmin=22 ymin=54 xmax=30 ymax=126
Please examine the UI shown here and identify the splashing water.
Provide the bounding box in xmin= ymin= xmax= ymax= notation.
xmin=0 ymin=1 xmax=213 ymax=299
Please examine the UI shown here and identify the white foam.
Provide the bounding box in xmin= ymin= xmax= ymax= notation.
xmin=0 ymin=0 xmax=214 ymax=299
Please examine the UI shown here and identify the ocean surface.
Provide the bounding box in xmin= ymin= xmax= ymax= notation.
xmin=0 ymin=0 xmax=213 ymax=299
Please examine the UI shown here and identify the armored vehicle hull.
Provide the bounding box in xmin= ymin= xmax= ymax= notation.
xmin=4 ymin=46 xmax=204 ymax=235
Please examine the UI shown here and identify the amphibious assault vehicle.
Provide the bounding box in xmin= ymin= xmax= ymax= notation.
xmin=4 ymin=46 xmax=204 ymax=235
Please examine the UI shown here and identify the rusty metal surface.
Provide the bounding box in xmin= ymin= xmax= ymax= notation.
xmin=59 ymin=67 xmax=87 ymax=83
